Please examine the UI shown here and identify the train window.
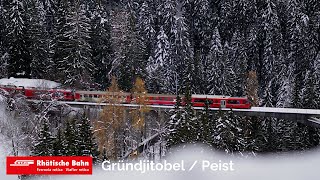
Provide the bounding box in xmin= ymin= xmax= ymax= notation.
xmin=93 ymin=95 xmax=98 ymax=98
xmin=228 ymin=100 xmax=240 ymax=104
xmin=84 ymin=94 xmax=88 ymax=98
xmin=194 ymin=99 xmax=206 ymax=103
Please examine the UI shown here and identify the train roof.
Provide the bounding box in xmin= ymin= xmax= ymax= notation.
xmin=146 ymin=94 xmax=178 ymax=97
xmin=76 ymin=90 xmax=131 ymax=95
xmin=191 ymin=94 xmax=247 ymax=99
xmin=191 ymin=94 xmax=230 ymax=99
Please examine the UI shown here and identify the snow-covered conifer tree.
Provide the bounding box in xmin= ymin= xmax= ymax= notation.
xmin=90 ymin=2 xmax=112 ymax=89
xmin=5 ymin=0 xmax=31 ymax=78
xmin=78 ymin=113 xmax=100 ymax=163
xmin=146 ymin=26 xmax=170 ymax=93
xmin=64 ymin=118 xmax=79 ymax=156
xmin=33 ymin=120 xmax=54 ymax=156
xmin=52 ymin=128 xmax=65 ymax=156
xmin=206 ymin=27 xmax=223 ymax=95
xmin=27 ymin=0 xmax=51 ymax=79
xmin=260 ymin=0 xmax=283 ymax=107
xmin=55 ymin=1 xmax=95 ymax=88
xmin=212 ymin=111 xmax=245 ymax=154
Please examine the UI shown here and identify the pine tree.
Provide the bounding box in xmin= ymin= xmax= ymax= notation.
xmin=52 ymin=0 xmax=70 ymax=81
xmin=33 ymin=120 xmax=54 ymax=156
xmin=260 ymin=0 xmax=282 ymax=107
xmin=212 ymin=111 xmax=245 ymax=154
xmin=27 ymin=0 xmax=51 ymax=78
xmin=146 ymin=26 xmax=170 ymax=93
xmin=158 ymin=0 xmax=176 ymax=37
xmin=199 ymin=99 xmax=214 ymax=146
xmin=277 ymin=63 xmax=295 ymax=108
xmin=220 ymin=41 xmax=238 ymax=96
xmin=55 ymin=0 xmax=95 ymax=88
xmin=138 ymin=1 xmax=156 ymax=44
xmin=90 ymin=2 xmax=112 ymax=89
xmin=166 ymin=93 xmax=182 ymax=147
xmin=206 ymin=27 xmax=223 ymax=95
xmin=234 ymin=0 xmax=258 ymax=33
xmin=167 ymin=84 xmax=198 ymax=147
xmin=192 ymin=0 xmax=216 ymax=94
xmin=313 ymin=53 xmax=320 ymax=109
xmin=78 ymin=113 xmax=100 ymax=163
xmin=169 ymin=11 xmax=194 ymax=93
xmin=5 ymin=0 xmax=31 ymax=78
xmin=219 ymin=0 xmax=236 ymax=42
xmin=300 ymin=70 xmax=316 ymax=109
xmin=52 ymin=128 xmax=65 ymax=156
xmin=246 ymin=26 xmax=259 ymax=71
xmin=229 ymin=30 xmax=248 ymax=96
xmin=287 ymin=0 xmax=311 ymax=108
xmin=64 ymin=118 xmax=79 ymax=156
xmin=0 ymin=2 xmax=8 ymax=78
xmin=114 ymin=4 xmax=146 ymax=91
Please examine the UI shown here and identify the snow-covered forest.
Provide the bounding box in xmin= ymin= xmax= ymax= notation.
xmin=0 ymin=0 xmax=319 ymax=106
xmin=0 ymin=0 xmax=320 ymax=168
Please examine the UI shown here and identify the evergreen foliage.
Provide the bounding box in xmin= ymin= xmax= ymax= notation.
xmin=167 ymin=85 xmax=198 ymax=147
xmin=78 ymin=113 xmax=100 ymax=163
xmin=1 ymin=0 xmax=320 ymax=154
xmin=33 ymin=120 xmax=54 ymax=156
xmin=64 ymin=118 xmax=79 ymax=156
xmin=52 ymin=128 xmax=65 ymax=156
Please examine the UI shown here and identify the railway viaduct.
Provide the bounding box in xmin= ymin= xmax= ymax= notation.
xmin=30 ymin=100 xmax=320 ymax=128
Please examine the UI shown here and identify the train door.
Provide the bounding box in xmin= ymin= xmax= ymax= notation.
xmin=220 ymin=100 xmax=226 ymax=108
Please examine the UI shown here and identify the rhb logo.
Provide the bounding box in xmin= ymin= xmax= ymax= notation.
xmin=6 ymin=156 xmax=92 ymax=175
xmin=10 ymin=160 xmax=35 ymax=167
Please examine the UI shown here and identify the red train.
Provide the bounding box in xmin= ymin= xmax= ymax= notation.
xmin=0 ymin=85 xmax=251 ymax=109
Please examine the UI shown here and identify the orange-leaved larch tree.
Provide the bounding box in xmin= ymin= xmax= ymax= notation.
xmin=130 ymin=77 xmax=150 ymax=139
xmin=246 ymin=71 xmax=259 ymax=107
xmin=95 ymin=76 xmax=126 ymax=160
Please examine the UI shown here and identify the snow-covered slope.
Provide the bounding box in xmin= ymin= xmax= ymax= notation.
xmin=0 ymin=96 xmax=17 ymax=179
xmin=0 ymin=135 xmax=17 ymax=180
xmin=0 ymin=78 xmax=61 ymax=89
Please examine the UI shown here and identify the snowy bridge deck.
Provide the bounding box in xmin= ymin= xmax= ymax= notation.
xmin=29 ymin=100 xmax=320 ymax=128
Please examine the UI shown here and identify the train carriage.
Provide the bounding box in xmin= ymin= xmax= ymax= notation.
xmin=1 ymin=80 xmax=252 ymax=109
xmin=145 ymin=94 xmax=177 ymax=106
xmin=191 ymin=95 xmax=251 ymax=109
xmin=76 ymin=91 xmax=131 ymax=103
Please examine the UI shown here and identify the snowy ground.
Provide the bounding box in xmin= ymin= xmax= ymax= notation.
xmin=12 ymin=145 xmax=319 ymax=180
xmin=0 ymin=135 xmax=17 ymax=180
xmin=0 ymin=95 xmax=17 ymax=179
xmin=0 ymin=77 xmax=61 ymax=89
xmin=1 ymin=126 xmax=320 ymax=180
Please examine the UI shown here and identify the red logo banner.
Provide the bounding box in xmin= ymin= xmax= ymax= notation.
xmin=6 ymin=156 xmax=92 ymax=175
